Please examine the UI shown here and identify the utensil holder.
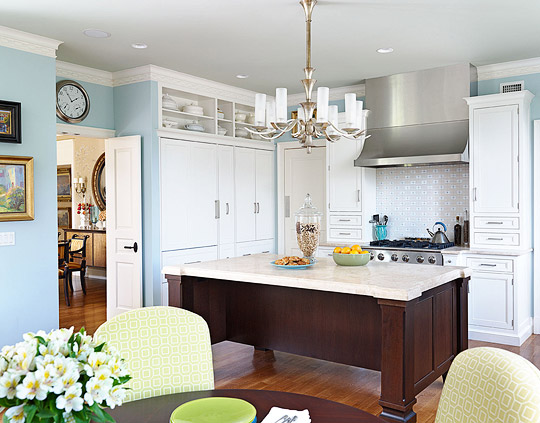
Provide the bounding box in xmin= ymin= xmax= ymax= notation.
xmin=375 ymin=225 xmax=387 ymax=240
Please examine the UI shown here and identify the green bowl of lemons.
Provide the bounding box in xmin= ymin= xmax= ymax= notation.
xmin=332 ymin=245 xmax=371 ymax=266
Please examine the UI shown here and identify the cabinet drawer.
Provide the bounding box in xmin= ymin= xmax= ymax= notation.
xmin=317 ymin=246 xmax=335 ymax=258
xmin=466 ymin=257 xmax=513 ymax=273
xmin=329 ymin=228 xmax=362 ymax=240
xmin=329 ymin=214 xmax=362 ymax=227
xmin=218 ymin=243 xmax=236 ymax=259
xmin=474 ymin=232 xmax=520 ymax=247
xmin=474 ymin=217 xmax=519 ymax=230
xmin=236 ymin=239 xmax=274 ymax=256
xmin=161 ymin=246 xmax=218 ymax=282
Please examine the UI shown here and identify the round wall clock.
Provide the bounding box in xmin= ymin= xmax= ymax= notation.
xmin=56 ymin=80 xmax=90 ymax=124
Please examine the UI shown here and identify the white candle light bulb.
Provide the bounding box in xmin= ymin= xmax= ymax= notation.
xmin=316 ymin=87 xmax=329 ymax=122
xmin=276 ymin=88 xmax=287 ymax=122
xmin=355 ymin=100 xmax=364 ymax=129
xmin=345 ymin=93 xmax=356 ymax=127
xmin=255 ymin=93 xmax=266 ymax=125
xmin=266 ymin=99 xmax=276 ymax=128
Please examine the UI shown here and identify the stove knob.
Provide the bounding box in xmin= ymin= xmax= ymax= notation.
xmin=377 ymin=253 xmax=385 ymax=261
xmin=370 ymin=252 xmax=375 ymax=260
xmin=428 ymin=256 xmax=436 ymax=264
xmin=391 ymin=253 xmax=399 ymax=262
xmin=416 ymin=256 xmax=425 ymax=264
xmin=402 ymin=254 xmax=410 ymax=263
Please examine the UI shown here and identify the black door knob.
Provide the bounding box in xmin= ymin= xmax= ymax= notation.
xmin=124 ymin=242 xmax=138 ymax=253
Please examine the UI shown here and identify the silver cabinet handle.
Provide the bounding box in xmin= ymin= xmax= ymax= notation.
xmin=262 ymin=250 xmax=270 ymax=253
xmin=185 ymin=260 xmax=202 ymax=265
xmin=257 ymin=202 xmax=260 ymax=214
xmin=339 ymin=232 xmax=351 ymax=235
xmin=243 ymin=253 xmax=251 ymax=256
xmin=486 ymin=221 xmax=503 ymax=225
xmin=226 ymin=202 xmax=230 ymax=215
xmin=215 ymin=200 xmax=220 ymax=219
xmin=487 ymin=237 xmax=504 ymax=241
xmin=338 ymin=219 xmax=351 ymax=222
xmin=285 ymin=196 xmax=291 ymax=218
xmin=480 ymin=263 xmax=497 ymax=267
xmin=474 ymin=187 xmax=478 ymax=201
xmin=357 ymin=189 xmax=361 ymax=202
xmin=254 ymin=202 xmax=257 ymax=213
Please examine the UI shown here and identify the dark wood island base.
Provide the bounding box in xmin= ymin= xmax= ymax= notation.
xmin=166 ymin=274 xmax=469 ymax=423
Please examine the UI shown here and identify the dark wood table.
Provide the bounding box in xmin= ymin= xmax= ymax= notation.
xmin=108 ymin=389 xmax=385 ymax=422
xmin=166 ymin=262 xmax=469 ymax=423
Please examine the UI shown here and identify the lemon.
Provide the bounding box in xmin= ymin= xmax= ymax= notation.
xmin=360 ymin=250 xmax=370 ymax=254
xmin=341 ymin=247 xmax=352 ymax=254
xmin=333 ymin=247 xmax=342 ymax=254
xmin=350 ymin=250 xmax=359 ymax=254
xmin=351 ymin=244 xmax=362 ymax=252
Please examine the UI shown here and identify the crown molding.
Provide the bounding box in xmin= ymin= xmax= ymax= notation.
xmin=0 ymin=25 xmax=62 ymax=58
xmin=477 ymin=57 xmax=540 ymax=81
xmin=287 ymin=83 xmax=365 ymax=106
xmin=56 ymin=123 xmax=115 ymax=139
xmin=113 ymin=65 xmax=261 ymax=105
xmin=56 ymin=61 xmax=113 ymax=87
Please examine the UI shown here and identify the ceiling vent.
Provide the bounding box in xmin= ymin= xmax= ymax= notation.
xmin=500 ymin=81 xmax=524 ymax=93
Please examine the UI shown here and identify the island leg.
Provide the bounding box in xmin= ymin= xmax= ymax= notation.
xmin=377 ymin=299 xmax=417 ymax=423
xmin=166 ymin=275 xmax=184 ymax=308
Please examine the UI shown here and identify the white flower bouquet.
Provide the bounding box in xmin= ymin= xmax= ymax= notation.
xmin=0 ymin=328 xmax=131 ymax=423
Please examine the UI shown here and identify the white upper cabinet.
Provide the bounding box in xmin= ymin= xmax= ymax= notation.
xmin=235 ymin=147 xmax=257 ymax=243
xmin=466 ymin=90 xmax=534 ymax=250
xmin=471 ymin=105 xmax=519 ymax=214
xmin=255 ymin=150 xmax=275 ymax=241
xmin=218 ymin=145 xmax=235 ymax=245
xmin=328 ymin=139 xmax=362 ymax=212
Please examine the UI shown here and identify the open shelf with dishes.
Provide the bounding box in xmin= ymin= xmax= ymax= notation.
xmin=160 ymin=85 xmax=268 ymax=142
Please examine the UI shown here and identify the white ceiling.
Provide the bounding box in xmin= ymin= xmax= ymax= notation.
xmin=3 ymin=0 xmax=540 ymax=93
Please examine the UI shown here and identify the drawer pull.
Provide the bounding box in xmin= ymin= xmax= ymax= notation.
xmin=338 ymin=219 xmax=351 ymax=222
xmin=262 ymin=250 xmax=270 ymax=253
xmin=339 ymin=232 xmax=351 ymax=235
xmin=479 ymin=263 xmax=497 ymax=267
xmin=486 ymin=221 xmax=503 ymax=225
xmin=243 ymin=253 xmax=251 ymax=256
xmin=486 ymin=237 xmax=504 ymax=241
xmin=185 ymin=260 xmax=202 ymax=265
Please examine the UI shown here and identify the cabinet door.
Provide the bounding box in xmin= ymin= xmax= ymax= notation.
xmin=93 ymin=232 xmax=107 ymax=268
xmin=235 ymin=147 xmax=256 ymax=242
xmin=218 ymin=145 xmax=235 ymax=245
xmin=469 ymin=272 xmax=514 ymax=329
xmin=327 ymin=140 xmax=361 ymax=212
xmin=255 ymin=150 xmax=275 ymax=240
xmin=471 ymin=105 xmax=519 ymax=214
xmin=161 ymin=139 xmax=218 ymax=250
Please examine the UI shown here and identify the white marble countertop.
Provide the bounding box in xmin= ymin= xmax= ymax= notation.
xmin=162 ymin=254 xmax=472 ymax=301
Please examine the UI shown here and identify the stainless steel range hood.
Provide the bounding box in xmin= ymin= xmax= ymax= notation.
xmin=355 ymin=63 xmax=477 ymax=168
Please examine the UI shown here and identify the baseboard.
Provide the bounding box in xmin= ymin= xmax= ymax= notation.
xmin=469 ymin=320 xmax=533 ymax=347
xmin=534 ymin=316 xmax=540 ymax=334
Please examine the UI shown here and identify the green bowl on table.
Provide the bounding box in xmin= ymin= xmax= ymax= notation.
xmin=333 ymin=252 xmax=370 ymax=266
xmin=170 ymin=397 xmax=257 ymax=423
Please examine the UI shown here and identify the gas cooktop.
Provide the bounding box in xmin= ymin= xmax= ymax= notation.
xmin=370 ymin=239 xmax=455 ymax=250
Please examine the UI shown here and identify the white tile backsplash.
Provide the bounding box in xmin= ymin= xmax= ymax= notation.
xmin=376 ymin=164 xmax=469 ymax=241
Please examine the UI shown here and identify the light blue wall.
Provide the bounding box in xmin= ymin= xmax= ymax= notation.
xmin=0 ymin=46 xmax=59 ymax=346
xmin=113 ymin=81 xmax=161 ymax=306
xmin=56 ymin=77 xmax=114 ymax=130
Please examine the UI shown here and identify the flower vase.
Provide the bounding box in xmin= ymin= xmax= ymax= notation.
xmin=79 ymin=213 xmax=89 ymax=229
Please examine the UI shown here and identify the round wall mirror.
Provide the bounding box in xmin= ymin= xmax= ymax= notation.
xmin=92 ymin=153 xmax=106 ymax=210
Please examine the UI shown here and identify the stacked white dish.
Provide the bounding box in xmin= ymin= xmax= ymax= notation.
xmin=162 ymin=94 xmax=178 ymax=110
xmin=184 ymin=122 xmax=205 ymax=132
xmin=182 ymin=104 xmax=204 ymax=115
xmin=235 ymin=127 xmax=249 ymax=138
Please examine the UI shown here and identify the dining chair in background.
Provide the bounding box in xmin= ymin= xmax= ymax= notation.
xmin=65 ymin=234 xmax=90 ymax=297
xmin=435 ymin=347 xmax=540 ymax=423
xmin=58 ymin=240 xmax=71 ymax=306
xmin=94 ymin=306 xmax=214 ymax=402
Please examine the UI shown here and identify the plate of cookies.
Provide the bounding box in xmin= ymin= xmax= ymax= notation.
xmin=272 ymin=256 xmax=315 ymax=269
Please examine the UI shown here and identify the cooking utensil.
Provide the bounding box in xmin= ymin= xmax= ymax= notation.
xmin=383 ymin=215 xmax=388 ymax=225
xmin=426 ymin=222 xmax=450 ymax=244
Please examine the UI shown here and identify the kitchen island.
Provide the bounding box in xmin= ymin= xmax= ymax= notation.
xmin=163 ymin=255 xmax=471 ymax=423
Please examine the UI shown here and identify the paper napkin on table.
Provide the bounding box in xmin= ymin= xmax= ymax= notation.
xmin=261 ymin=406 xmax=311 ymax=423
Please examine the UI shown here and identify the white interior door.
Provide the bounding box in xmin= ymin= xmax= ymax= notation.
xmin=106 ymin=136 xmax=142 ymax=319
xmin=255 ymin=150 xmax=275 ymax=240
xmin=235 ymin=147 xmax=256 ymax=243
xmin=284 ymin=147 xmax=326 ymax=255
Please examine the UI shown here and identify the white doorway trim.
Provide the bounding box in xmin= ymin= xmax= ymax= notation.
xmin=276 ymin=139 xmax=326 ymax=254
xmin=57 ymin=123 xmax=115 ymax=139
xmin=533 ymin=120 xmax=539 ymax=334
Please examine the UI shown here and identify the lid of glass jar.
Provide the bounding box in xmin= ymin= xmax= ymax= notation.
xmin=295 ymin=194 xmax=323 ymax=217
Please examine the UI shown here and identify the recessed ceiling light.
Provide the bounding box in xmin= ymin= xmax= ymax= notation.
xmin=83 ymin=29 xmax=111 ymax=38
xmin=377 ymin=47 xmax=394 ymax=54
xmin=131 ymin=43 xmax=148 ymax=49
xmin=236 ymin=74 xmax=249 ymax=79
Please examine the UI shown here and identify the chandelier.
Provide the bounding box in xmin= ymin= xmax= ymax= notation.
xmin=245 ymin=0 xmax=369 ymax=153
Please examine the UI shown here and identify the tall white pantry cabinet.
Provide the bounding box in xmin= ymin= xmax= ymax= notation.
xmin=160 ymin=138 xmax=275 ymax=305
xmin=464 ymin=90 xmax=534 ymax=346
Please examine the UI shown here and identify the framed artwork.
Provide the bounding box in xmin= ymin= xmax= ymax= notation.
xmin=0 ymin=156 xmax=34 ymax=221
xmin=0 ymin=101 xmax=22 ymax=144
xmin=57 ymin=166 xmax=72 ymax=202
xmin=58 ymin=207 xmax=72 ymax=229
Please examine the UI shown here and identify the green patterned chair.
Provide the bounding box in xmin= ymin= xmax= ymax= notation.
xmin=435 ymin=347 xmax=540 ymax=423
xmin=94 ymin=306 xmax=214 ymax=402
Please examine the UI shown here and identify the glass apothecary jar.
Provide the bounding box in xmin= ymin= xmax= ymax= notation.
xmin=295 ymin=194 xmax=323 ymax=259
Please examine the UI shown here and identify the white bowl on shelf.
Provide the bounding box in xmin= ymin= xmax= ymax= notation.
xmin=218 ymin=126 xmax=228 ymax=136
xmin=162 ymin=119 xmax=178 ymax=129
xmin=235 ymin=112 xmax=247 ymax=122
xmin=162 ymin=94 xmax=177 ymax=110
xmin=184 ymin=122 xmax=205 ymax=132
xmin=235 ymin=127 xmax=249 ymax=138
xmin=246 ymin=113 xmax=256 ymax=124
xmin=183 ymin=104 xmax=204 ymax=115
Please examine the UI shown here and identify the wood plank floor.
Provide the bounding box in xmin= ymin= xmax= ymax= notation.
xmin=59 ymin=279 xmax=540 ymax=422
